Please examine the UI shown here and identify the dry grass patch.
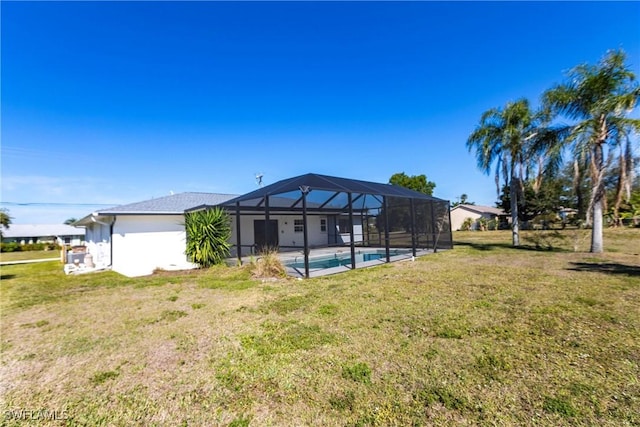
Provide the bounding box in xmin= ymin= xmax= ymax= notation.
xmin=248 ymin=250 xmax=287 ymax=279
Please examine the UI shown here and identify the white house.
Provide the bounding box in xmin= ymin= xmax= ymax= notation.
xmin=75 ymin=192 xmax=363 ymax=277
xmin=2 ymin=224 xmax=85 ymax=246
xmin=75 ymin=192 xmax=237 ymax=277
xmin=450 ymin=204 xmax=506 ymax=231
xmin=75 ymin=173 xmax=453 ymax=278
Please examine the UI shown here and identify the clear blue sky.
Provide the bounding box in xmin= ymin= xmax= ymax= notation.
xmin=2 ymin=1 xmax=639 ymax=224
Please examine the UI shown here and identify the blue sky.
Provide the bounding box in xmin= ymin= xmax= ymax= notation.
xmin=2 ymin=1 xmax=639 ymax=224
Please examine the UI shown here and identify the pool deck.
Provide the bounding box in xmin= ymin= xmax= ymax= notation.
xmin=237 ymin=247 xmax=436 ymax=278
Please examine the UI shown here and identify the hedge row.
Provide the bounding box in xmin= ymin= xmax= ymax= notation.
xmin=0 ymin=242 xmax=61 ymax=253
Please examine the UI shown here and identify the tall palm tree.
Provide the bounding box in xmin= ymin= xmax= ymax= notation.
xmin=543 ymin=49 xmax=640 ymax=252
xmin=467 ymin=98 xmax=546 ymax=246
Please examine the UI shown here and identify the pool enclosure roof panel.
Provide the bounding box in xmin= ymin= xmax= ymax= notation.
xmin=218 ymin=173 xmax=447 ymax=207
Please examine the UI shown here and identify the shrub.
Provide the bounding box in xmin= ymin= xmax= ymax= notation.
xmin=249 ymin=249 xmax=286 ymax=278
xmin=7 ymin=243 xmax=60 ymax=252
xmin=184 ymin=208 xmax=232 ymax=268
xmin=460 ymin=217 xmax=474 ymax=231
xmin=1 ymin=242 xmax=21 ymax=253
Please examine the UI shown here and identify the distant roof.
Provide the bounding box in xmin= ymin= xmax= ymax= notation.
xmin=75 ymin=192 xmax=238 ymax=225
xmin=3 ymin=224 xmax=85 ymax=238
xmin=96 ymin=192 xmax=238 ymax=214
xmin=218 ymin=173 xmax=448 ymax=207
xmin=452 ymin=204 xmax=505 ymax=216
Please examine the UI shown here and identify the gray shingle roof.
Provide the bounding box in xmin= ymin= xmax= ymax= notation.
xmin=97 ymin=192 xmax=238 ymax=214
xmin=452 ymin=204 xmax=505 ymax=216
xmin=3 ymin=224 xmax=85 ymax=238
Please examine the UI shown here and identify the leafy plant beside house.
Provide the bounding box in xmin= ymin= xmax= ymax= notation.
xmin=460 ymin=217 xmax=474 ymax=231
xmin=184 ymin=208 xmax=232 ymax=268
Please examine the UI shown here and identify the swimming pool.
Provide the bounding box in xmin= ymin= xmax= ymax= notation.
xmin=285 ymin=249 xmax=410 ymax=270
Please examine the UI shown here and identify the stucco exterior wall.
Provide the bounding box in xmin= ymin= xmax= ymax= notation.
xmin=451 ymin=207 xmax=503 ymax=231
xmin=450 ymin=207 xmax=482 ymax=231
xmin=111 ymin=215 xmax=196 ymax=277
xmin=84 ymin=221 xmax=112 ymax=268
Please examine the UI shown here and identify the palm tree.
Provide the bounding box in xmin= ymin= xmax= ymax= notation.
xmin=467 ymin=98 xmax=546 ymax=246
xmin=543 ymin=49 xmax=640 ymax=252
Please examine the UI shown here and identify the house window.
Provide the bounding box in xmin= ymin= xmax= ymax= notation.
xmin=294 ymin=219 xmax=304 ymax=233
xmin=338 ymin=218 xmax=351 ymax=233
xmin=320 ymin=219 xmax=327 ymax=232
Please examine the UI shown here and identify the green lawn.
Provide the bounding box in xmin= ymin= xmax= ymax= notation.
xmin=0 ymin=250 xmax=60 ymax=262
xmin=1 ymin=229 xmax=638 ymax=426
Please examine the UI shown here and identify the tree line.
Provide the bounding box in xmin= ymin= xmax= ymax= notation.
xmin=466 ymin=49 xmax=640 ymax=253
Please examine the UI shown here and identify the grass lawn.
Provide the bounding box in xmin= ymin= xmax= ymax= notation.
xmin=0 ymin=250 xmax=60 ymax=263
xmin=1 ymin=228 xmax=638 ymax=426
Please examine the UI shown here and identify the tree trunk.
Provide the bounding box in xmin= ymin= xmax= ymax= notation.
xmin=591 ymin=198 xmax=604 ymax=252
xmin=613 ymin=141 xmax=631 ymax=227
xmin=510 ymin=176 xmax=520 ymax=246
xmin=573 ymin=159 xmax=587 ymax=222
xmin=590 ymin=141 xmax=605 ymax=253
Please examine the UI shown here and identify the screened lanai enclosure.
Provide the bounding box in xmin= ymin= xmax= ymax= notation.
xmin=192 ymin=173 xmax=452 ymax=278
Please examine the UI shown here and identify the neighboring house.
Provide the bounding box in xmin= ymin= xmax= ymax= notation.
xmin=2 ymin=224 xmax=85 ymax=246
xmin=450 ymin=204 xmax=507 ymax=231
xmin=75 ymin=192 xmax=238 ymax=277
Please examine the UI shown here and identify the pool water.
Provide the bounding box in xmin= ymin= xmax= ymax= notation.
xmin=286 ymin=250 xmax=409 ymax=270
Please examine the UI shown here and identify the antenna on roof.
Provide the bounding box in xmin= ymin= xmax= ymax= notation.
xmin=255 ymin=173 xmax=264 ymax=187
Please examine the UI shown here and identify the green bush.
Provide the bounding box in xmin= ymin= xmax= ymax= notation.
xmin=1 ymin=242 xmax=21 ymax=252
xmin=1 ymin=242 xmax=60 ymax=252
xmin=184 ymin=208 xmax=232 ymax=268
xmin=460 ymin=217 xmax=474 ymax=231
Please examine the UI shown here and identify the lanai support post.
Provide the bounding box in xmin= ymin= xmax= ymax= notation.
xmin=300 ymin=186 xmax=310 ymax=279
xmin=447 ymin=204 xmax=453 ymax=249
xmin=264 ymin=195 xmax=270 ymax=253
xmin=236 ymin=202 xmax=242 ymax=265
xmin=430 ymin=200 xmax=437 ymax=253
xmin=383 ymin=196 xmax=390 ymax=263
xmin=410 ymin=198 xmax=417 ymax=258
xmin=348 ymin=192 xmax=356 ymax=269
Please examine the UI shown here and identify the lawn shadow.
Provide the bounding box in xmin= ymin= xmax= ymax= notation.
xmin=1 ymin=274 xmax=16 ymax=280
xmin=454 ymin=241 xmax=567 ymax=253
xmin=567 ymin=262 xmax=640 ymax=277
